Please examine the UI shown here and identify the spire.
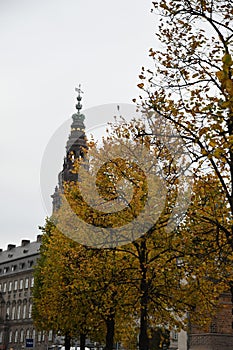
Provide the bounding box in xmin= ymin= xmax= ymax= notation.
xmin=51 ymin=86 xmax=88 ymax=213
xmin=75 ymin=84 xmax=83 ymax=115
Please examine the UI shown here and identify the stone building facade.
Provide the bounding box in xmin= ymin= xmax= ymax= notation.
xmin=0 ymin=236 xmax=54 ymax=350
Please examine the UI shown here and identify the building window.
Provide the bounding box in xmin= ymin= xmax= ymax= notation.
xmin=23 ymin=304 xmax=27 ymax=319
xmin=19 ymin=279 xmax=24 ymax=290
xmin=3 ymin=282 xmax=7 ymax=293
xmin=28 ymin=260 xmax=34 ymax=267
xmin=11 ymin=265 xmax=17 ymax=272
xmin=3 ymin=267 xmax=9 ymax=274
xmin=26 ymin=329 xmax=30 ymax=339
xmin=37 ymin=331 xmax=42 ymax=342
xmin=29 ymin=303 xmax=32 ymax=318
xmin=0 ymin=331 xmax=2 ymax=343
xmin=14 ymin=330 xmax=18 ymax=343
xmin=9 ymin=331 xmax=13 ymax=343
xmin=20 ymin=329 xmax=24 ymax=343
xmin=12 ymin=305 xmax=16 ymax=320
xmin=32 ymin=329 xmax=36 ymax=340
xmin=14 ymin=280 xmax=18 ymax=291
xmin=48 ymin=330 xmax=53 ymax=342
xmin=6 ymin=305 xmax=10 ymax=319
xmin=31 ymin=277 xmax=34 ymax=287
xmin=19 ymin=263 xmax=25 ymax=269
xmin=25 ymin=278 xmax=29 ymax=289
xmin=210 ymin=322 xmax=217 ymax=333
xmin=0 ymin=283 xmax=2 ymax=291
xmin=8 ymin=281 xmax=12 ymax=292
xmin=171 ymin=330 xmax=178 ymax=341
xmin=17 ymin=304 xmax=21 ymax=319
xmin=42 ymin=331 xmax=45 ymax=341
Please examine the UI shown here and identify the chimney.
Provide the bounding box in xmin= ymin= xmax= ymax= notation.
xmin=21 ymin=240 xmax=30 ymax=247
xmin=7 ymin=244 xmax=16 ymax=251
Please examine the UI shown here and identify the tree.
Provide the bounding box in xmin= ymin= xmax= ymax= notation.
xmin=33 ymin=221 xmax=104 ymax=350
xmin=33 ymin=217 xmax=136 ymax=350
xmin=58 ymin=118 xmax=224 ymax=350
xmin=136 ymin=0 xmax=233 ymax=297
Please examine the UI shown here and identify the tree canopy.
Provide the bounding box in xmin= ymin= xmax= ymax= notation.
xmin=33 ymin=2 xmax=233 ymax=350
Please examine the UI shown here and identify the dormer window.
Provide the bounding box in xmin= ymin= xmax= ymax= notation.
xmin=19 ymin=263 xmax=25 ymax=269
xmin=28 ymin=260 xmax=34 ymax=267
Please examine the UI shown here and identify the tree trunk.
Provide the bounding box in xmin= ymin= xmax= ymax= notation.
xmin=80 ymin=333 xmax=86 ymax=350
xmin=138 ymin=239 xmax=149 ymax=350
xmin=139 ymin=293 xmax=149 ymax=350
xmin=64 ymin=333 xmax=71 ymax=350
xmin=105 ymin=313 xmax=115 ymax=350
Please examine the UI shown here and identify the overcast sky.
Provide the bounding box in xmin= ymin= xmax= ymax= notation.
xmin=0 ymin=0 xmax=156 ymax=249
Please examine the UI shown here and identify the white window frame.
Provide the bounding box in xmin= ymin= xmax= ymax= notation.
xmin=9 ymin=331 xmax=13 ymax=343
xmin=29 ymin=303 xmax=32 ymax=318
xmin=37 ymin=331 xmax=41 ymax=342
xmin=17 ymin=304 xmax=21 ymax=320
xmin=48 ymin=330 xmax=53 ymax=342
xmin=12 ymin=305 xmax=16 ymax=320
xmin=14 ymin=330 xmax=18 ymax=343
xmin=14 ymin=280 xmax=18 ymax=291
xmin=19 ymin=279 xmax=23 ymax=290
xmin=23 ymin=304 xmax=27 ymax=319
xmin=31 ymin=277 xmax=34 ymax=287
xmin=20 ymin=329 xmax=24 ymax=343
xmin=6 ymin=306 xmax=10 ymax=319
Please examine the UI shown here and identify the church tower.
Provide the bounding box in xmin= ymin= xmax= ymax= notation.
xmin=51 ymin=86 xmax=88 ymax=212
